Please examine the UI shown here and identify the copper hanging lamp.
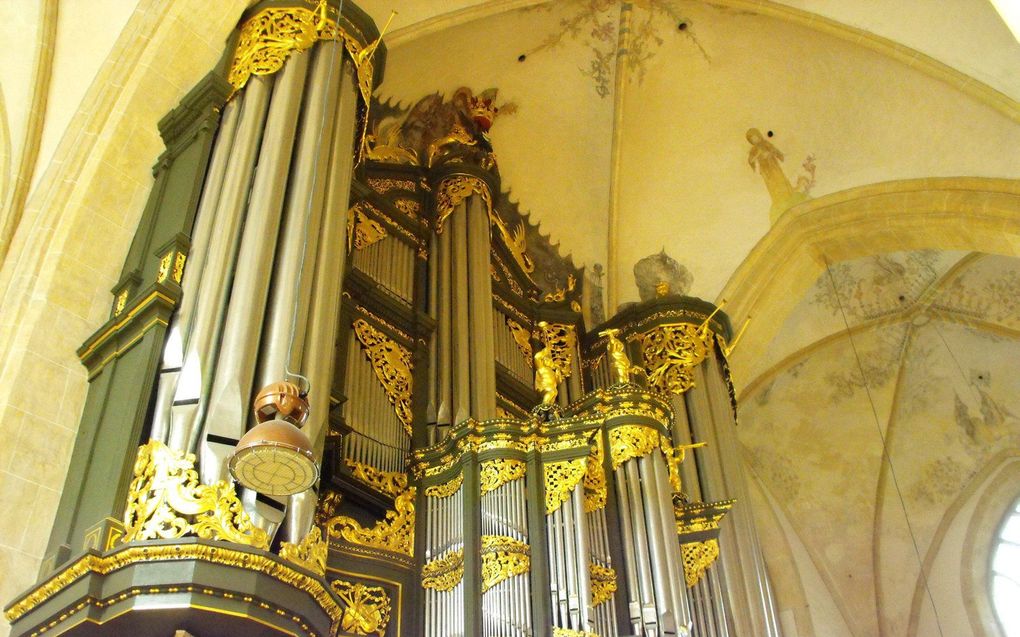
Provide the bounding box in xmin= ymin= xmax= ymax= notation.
xmin=229 ymin=381 xmax=318 ymax=496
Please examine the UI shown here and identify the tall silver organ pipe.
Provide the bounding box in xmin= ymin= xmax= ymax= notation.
xmin=351 ymin=234 xmax=416 ymax=304
xmin=423 ymin=478 xmax=465 ymax=637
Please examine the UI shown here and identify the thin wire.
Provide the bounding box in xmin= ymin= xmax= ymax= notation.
xmin=823 ymin=255 xmax=946 ymax=637
xmin=284 ymin=1 xmax=345 ymax=395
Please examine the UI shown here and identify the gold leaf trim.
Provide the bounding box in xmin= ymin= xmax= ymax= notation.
xmin=121 ymin=441 xmax=268 ymax=549
xmin=480 ymin=535 xmax=530 ymax=592
xmin=4 ymin=543 xmax=342 ymax=625
xmin=280 ymin=526 xmax=328 ymax=576
xmin=544 ymin=458 xmax=587 ymax=514
xmin=421 ymin=549 xmax=464 ymax=592
xmin=326 ymin=488 xmax=416 ymax=557
xmin=349 ymin=204 xmax=389 ymax=250
xmin=331 ymin=578 xmax=391 ymax=636
xmin=479 ymin=458 xmax=526 ymax=495
xmin=352 ymin=318 xmax=413 ymax=436
xmin=424 ymin=474 xmax=464 ymax=498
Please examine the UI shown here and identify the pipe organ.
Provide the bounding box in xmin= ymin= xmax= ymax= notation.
xmin=5 ymin=2 xmax=783 ymax=636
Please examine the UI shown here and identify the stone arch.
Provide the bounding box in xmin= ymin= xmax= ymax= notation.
xmin=719 ymin=177 xmax=1020 ymax=387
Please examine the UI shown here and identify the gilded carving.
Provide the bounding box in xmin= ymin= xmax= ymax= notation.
xmin=121 ymin=440 xmax=268 ymax=549
xmin=315 ymin=489 xmax=343 ymax=528
xmin=538 ymin=321 xmax=577 ymax=380
xmin=173 ymin=252 xmax=187 ymax=284
xmin=279 ymin=526 xmax=327 ymax=576
xmin=681 ymin=538 xmax=720 ymax=588
xmin=590 ymin=562 xmax=617 ymax=607
xmin=641 ymin=322 xmax=712 ymax=395
xmin=157 ymin=252 xmax=174 ymax=283
xmin=346 ymin=459 xmax=407 ymax=499
xmin=367 ymin=177 xmax=416 ymax=194
xmin=480 ymin=535 xmax=531 ymax=592
xmin=424 ymin=474 xmax=464 ymax=498
xmin=434 ymin=175 xmax=490 ymax=234
xmin=534 ymin=344 xmax=561 ymax=406
xmin=479 ymin=458 xmax=526 ymax=495
xmin=608 ymin=424 xmax=661 ymax=470
xmin=352 ymin=318 xmax=413 ymax=436
xmin=327 ymin=488 xmax=416 ymax=556
xmin=544 ymin=458 xmax=587 ymax=514
xmin=349 ymin=204 xmax=389 ymax=250
xmin=331 ymin=579 xmax=392 ymax=636
xmin=552 ymin=629 xmax=599 ymax=637
xmin=506 ymin=318 xmax=534 ymax=368
xmin=113 ymin=289 xmax=128 ymax=316
xmin=583 ymin=438 xmax=607 ymax=512
xmin=599 ymin=328 xmax=638 ymax=385
xmin=421 ymin=549 xmax=465 ymax=591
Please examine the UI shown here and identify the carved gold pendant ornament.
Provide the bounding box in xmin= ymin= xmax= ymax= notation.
xmin=479 ymin=458 xmax=526 ymax=495
xmin=326 ymin=487 xmax=416 ymax=556
xmin=279 ymin=526 xmax=328 ymax=575
xmin=421 ymin=549 xmax=465 ymax=592
xmin=346 ymin=459 xmax=408 ymax=498
xmin=589 ymin=562 xmax=618 ymax=607
xmin=544 ymin=458 xmax=587 ymax=514
xmin=681 ymin=539 xmax=720 ymax=588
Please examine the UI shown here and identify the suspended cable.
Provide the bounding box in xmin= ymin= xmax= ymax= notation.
xmin=823 ymin=255 xmax=946 ymax=637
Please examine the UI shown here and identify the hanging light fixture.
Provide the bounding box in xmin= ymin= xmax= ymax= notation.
xmin=229 ymin=381 xmax=318 ymax=496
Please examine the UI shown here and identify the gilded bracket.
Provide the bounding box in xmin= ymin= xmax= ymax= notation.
xmin=607 ymin=424 xmax=662 ymax=471
xmin=348 ymin=204 xmax=389 ymax=251
xmin=582 ymin=438 xmax=607 ymax=512
xmin=544 ymin=458 xmax=587 ymax=514
xmin=681 ymin=538 xmax=720 ymax=588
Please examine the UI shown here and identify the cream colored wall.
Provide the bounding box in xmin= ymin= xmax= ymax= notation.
xmin=0 ymin=2 xmax=247 ymax=634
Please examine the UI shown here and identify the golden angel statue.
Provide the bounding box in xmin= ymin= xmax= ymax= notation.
xmin=599 ymin=328 xmax=636 ymax=385
xmin=533 ymin=345 xmax=561 ymax=406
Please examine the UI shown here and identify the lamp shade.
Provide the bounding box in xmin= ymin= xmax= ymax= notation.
xmin=228 ymin=419 xmax=318 ymax=495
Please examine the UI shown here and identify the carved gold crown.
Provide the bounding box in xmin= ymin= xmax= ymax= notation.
xmin=469 ymin=96 xmax=498 ymax=128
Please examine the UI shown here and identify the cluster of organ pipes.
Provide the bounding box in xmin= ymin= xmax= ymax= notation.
xmin=340 ymin=327 xmax=410 ymax=473
xmin=481 ymin=477 xmax=532 ymax=636
xmin=351 ymin=234 xmax=417 ymax=303
xmin=424 ymin=482 xmax=466 ymax=637
xmin=146 ymin=41 xmax=359 ymax=544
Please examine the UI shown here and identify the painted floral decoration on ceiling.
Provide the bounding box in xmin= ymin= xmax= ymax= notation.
xmin=528 ymin=0 xmax=708 ymax=97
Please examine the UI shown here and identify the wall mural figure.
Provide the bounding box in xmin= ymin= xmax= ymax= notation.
xmin=745 ymin=128 xmax=815 ymax=224
xmin=633 ymin=248 xmax=692 ymax=301
xmin=588 ymin=262 xmax=606 ymax=324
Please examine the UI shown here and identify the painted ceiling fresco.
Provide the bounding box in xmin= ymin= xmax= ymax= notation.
xmin=739 ymin=250 xmax=1020 ymax=635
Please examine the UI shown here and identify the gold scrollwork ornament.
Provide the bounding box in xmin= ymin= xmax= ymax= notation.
xmin=681 ymin=538 xmax=720 ymax=588
xmin=421 ymin=549 xmax=465 ymax=592
xmin=590 ymin=562 xmax=618 ymax=607
xmin=327 ymin=488 xmax=416 ymax=556
xmin=121 ymin=440 xmax=268 ymax=549
xmin=608 ymin=424 xmax=661 ymax=470
xmin=642 ymin=323 xmax=712 ymax=395
xmin=424 ymin=474 xmax=464 ymax=498
xmin=352 ymin=318 xmax=413 ymax=436
xmin=480 ymin=535 xmax=531 ymax=592
xmin=279 ymin=526 xmax=328 ymax=576
xmin=479 ymin=458 xmax=526 ymax=495
xmin=346 ymin=459 xmax=408 ymax=499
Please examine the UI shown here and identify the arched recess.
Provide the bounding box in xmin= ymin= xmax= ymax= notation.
xmin=718 ymin=177 xmax=1020 ymax=390
xmin=905 ymin=451 xmax=1020 ymax=636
